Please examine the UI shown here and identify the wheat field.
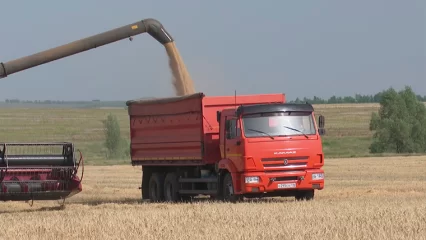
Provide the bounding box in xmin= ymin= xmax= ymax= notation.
xmin=0 ymin=155 xmax=424 ymax=240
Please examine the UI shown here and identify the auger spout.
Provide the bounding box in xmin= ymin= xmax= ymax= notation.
xmin=0 ymin=18 xmax=173 ymax=79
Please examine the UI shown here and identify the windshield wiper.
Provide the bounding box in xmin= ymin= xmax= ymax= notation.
xmin=282 ymin=126 xmax=309 ymax=139
xmin=247 ymin=128 xmax=274 ymax=139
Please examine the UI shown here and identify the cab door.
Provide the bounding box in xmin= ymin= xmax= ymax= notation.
xmin=223 ymin=116 xmax=244 ymax=171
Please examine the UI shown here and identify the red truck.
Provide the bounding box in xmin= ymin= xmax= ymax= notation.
xmin=127 ymin=92 xmax=326 ymax=202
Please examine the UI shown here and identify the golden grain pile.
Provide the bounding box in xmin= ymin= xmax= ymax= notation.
xmin=0 ymin=156 xmax=424 ymax=240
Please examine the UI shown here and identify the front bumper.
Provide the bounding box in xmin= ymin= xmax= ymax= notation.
xmin=240 ymin=169 xmax=324 ymax=194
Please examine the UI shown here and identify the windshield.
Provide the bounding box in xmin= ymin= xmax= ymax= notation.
xmin=242 ymin=111 xmax=316 ymax=138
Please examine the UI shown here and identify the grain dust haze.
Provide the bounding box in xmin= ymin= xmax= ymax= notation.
xmin=164 ymin=42 xmax=196 ymax=96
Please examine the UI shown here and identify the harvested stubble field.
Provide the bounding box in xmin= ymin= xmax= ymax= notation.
xmin=0 ymin=102 xmax=414 ymax=163
xmin=0 ymin=156 xmax=425 ymax=240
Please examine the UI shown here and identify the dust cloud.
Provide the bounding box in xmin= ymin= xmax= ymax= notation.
xmin=164 ymin=42 xmax=196 ymax=96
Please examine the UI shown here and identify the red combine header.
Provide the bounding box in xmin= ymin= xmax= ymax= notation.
xmin=0 ymin=143 xmax=83 ymax=204
xmin=127 ymin=92 xmax=325 ymax=202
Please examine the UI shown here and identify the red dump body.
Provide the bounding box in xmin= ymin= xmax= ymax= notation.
xmin=127 ymin=92 xmax=285 ymax=166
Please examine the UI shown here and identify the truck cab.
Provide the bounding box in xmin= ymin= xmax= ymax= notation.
xmin=217 ymin=103 xmax=325 ymax=201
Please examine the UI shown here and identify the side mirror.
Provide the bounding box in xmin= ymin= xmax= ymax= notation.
xmin=318 ymin=115 xmax=325 ymax=128
xmin=216 ymin=111 xmax=221 ymax=122
xmin=318 ymin=115 xmax=325 ymax=136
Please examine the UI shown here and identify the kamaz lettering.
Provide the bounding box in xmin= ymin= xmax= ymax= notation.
xmin=274 ymin=151 xmax=297 ymax=155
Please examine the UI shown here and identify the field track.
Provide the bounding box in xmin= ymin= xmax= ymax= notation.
xmin=0 ymin=155 xmax=424 ymax=240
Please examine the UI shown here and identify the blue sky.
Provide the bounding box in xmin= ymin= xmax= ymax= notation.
xmin=0 ymin=0 xmax=424 ymax=101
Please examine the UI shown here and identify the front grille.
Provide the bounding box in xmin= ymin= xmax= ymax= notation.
xmin=273 ymin=176 xmax=298 ymax=181
xmin=261 ymin=156 xmax=309 ymax=169
xmin=263 ymin=162 xmax=307 ymax=167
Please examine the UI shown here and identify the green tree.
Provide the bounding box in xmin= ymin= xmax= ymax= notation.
xmin=102 ymin=113 xmax=122 ymax=158
xmin=369 ymin=86 xmax=426 ymax=154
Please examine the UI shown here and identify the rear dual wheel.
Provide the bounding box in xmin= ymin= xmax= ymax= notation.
xmin=148 ymin=173 xmax=165 ymax=202
xmin=148 ymin=171 xmax=182 ymax=202
xmin=141 ymin=172 xmax=150 ymax=200
xmin=163 ymin=172 xmax=180 ymax=202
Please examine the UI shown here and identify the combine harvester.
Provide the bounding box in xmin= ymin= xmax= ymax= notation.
xmin=0 ymin=18 xmax=177 ymax=205
xmin=0 ymin=17 xmax=326 ymax=203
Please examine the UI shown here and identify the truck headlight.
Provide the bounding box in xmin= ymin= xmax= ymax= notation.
xmin=245 ymin=176 xmax=259 ymax=184
xmin=312 ymin=173 xmax=324 ymax=180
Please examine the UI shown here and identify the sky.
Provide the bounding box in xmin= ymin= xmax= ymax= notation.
xmin=0 ymin=0 xmax=424 ymax=101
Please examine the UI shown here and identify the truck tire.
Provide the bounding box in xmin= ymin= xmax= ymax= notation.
xmin=222 ymin=173 xmax=242 ymax=203
xmin=295 ymin=190 xmax=314 ymax=201
xmin=141 ymin=171 xmax=150 ymax=200
xmin=164 ymin=172 xmax=180 ymax=202
xmin=149 ymin=173 xmax=165 ymax=202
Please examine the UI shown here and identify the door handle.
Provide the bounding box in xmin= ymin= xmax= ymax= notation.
xmin=226 ymin=148 xmax=230 ymax=151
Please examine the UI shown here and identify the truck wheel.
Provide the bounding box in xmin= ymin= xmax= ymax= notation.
xmin=295 ymin=190 xmax=314 ymax=201
xmin=141 ymin=172 xmax=150 ymax=200
xmin=164 ymin=172 xmax=180 ymax=202
xmin=222 ymin=173 xmax=242 ymax=203
xmin=149 ymin=173 xmax=165 ymax=202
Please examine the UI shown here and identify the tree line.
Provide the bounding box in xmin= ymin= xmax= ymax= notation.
xmin=4 ymin=99 xmax=124 ymax=104
xmin=289 ymin=92 xmax=426 ymax=104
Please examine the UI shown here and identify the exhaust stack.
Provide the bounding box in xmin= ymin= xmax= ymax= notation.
xmin=0 ymin=18 xmax=174 ymax=78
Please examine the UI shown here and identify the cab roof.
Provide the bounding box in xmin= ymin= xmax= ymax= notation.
xmin=236 ymin=103 xmax=314 ymax=116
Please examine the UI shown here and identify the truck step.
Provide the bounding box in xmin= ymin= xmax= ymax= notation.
xmin=178 ymin=177 xmax=218 ymax=183
xmin=179 ymin=190 xmax=217 ymax=195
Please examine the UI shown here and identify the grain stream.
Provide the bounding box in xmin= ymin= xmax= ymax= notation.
xmin=164 ymin=42 xmax=195 ymax=96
